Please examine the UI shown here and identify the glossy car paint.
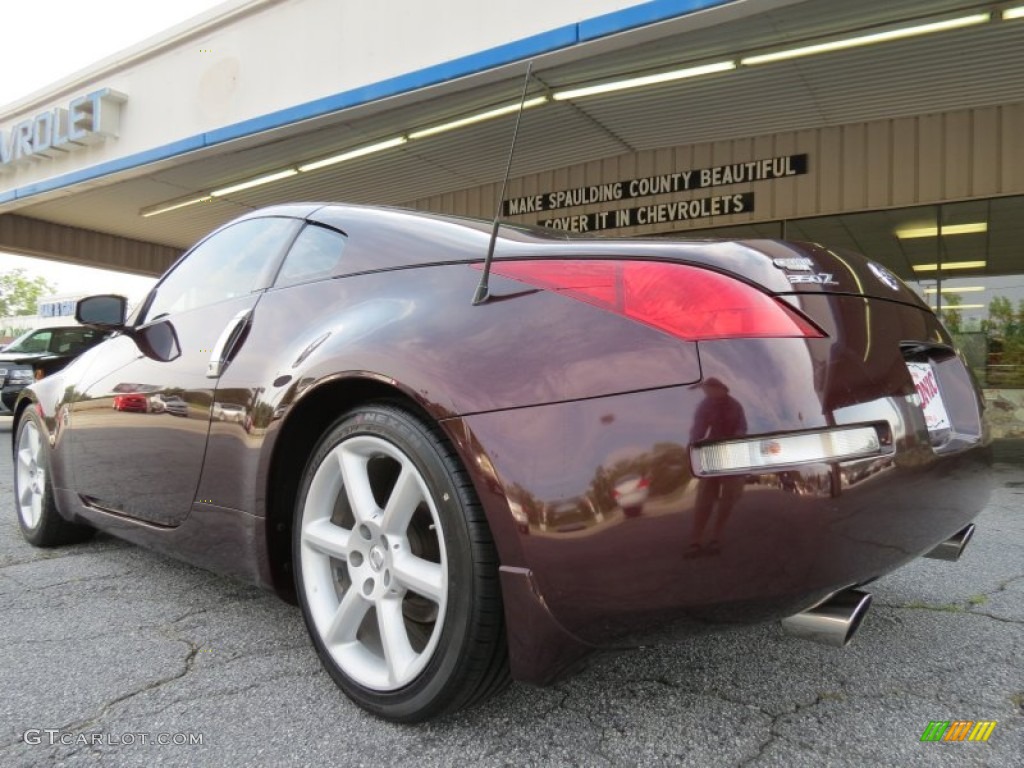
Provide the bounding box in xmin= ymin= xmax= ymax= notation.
xmin=15 ymin=204 xmax=992 ymax=686
xmin=457 ymin=329 xmax=989 ymax=679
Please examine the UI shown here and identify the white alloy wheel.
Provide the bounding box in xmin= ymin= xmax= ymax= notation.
xmin=299 ymin=433 xmax=448 ymax=691
xmin=13 ymin=408 xmax=93 ymax=547
xmin=292 ymin=405 xmax=509 ymax=722
xmin=16 ymin=417 xmax=45 ymax=530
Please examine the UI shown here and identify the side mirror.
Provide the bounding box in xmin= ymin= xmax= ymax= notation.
xmin=135 ymin=320 xmax=181 ymax=363
xmin=76 ymin=294 xmax=180 ymax=363
xmin=76 ymin=295 xmax=128 ymax=328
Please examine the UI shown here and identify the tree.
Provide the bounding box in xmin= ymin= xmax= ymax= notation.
xmin=940 ymin=292 xmax=963 ymax=334
xmin=983 ymin=295 xmax=1024 ymax=387
xmin=0 ymin=269 xmax=55 ymax=316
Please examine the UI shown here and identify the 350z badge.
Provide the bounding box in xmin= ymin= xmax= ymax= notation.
xmin=787 ymin=272 xmax=838 ymax=285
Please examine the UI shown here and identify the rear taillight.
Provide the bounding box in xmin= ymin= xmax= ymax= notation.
xmin=479 ymin=260 xmax=823 ymax=341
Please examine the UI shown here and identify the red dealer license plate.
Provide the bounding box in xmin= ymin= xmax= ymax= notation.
xmin=906 ymin=361 xmax=951 ymax=435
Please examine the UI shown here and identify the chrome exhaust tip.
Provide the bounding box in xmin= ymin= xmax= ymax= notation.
xmin=781 ymin=589 xmax=872 ymax=648
xmin=923 ymin=524 xmax=975 ymax=562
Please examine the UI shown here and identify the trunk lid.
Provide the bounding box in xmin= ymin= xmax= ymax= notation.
xmin=510 ymin=235 xmax=927 ymax=308
xmin=733 ymin=239 xmax=925 ymax=306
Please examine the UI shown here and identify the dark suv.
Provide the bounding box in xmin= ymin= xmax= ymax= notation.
xmin=1 ymin=326 xmax=110 ymax=411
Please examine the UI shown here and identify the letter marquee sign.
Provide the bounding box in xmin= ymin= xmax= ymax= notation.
xmin=539 ymin=192 xmax=754 ymax=232
xmin=504 ymin=153 xmax=808 ymax=232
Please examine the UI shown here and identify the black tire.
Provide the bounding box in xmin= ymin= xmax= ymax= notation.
xmin=14 ymin=409 xmax=94 ymax=547
xmin=292 ymin=403 xmax=509 ymax=722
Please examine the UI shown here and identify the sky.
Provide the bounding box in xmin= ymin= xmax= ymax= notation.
xmin=0 ymin=0 xmax=227 ymax=304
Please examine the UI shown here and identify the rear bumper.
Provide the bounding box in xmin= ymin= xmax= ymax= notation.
xmin=460 ymin=391 xmax=987 ymax=684
xmin=459 ymin=386 xmax=991 ymax=683
xmin=449 ymin=298 xmax=993 ymax=684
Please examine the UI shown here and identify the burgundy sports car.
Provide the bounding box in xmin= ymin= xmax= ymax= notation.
xmin=11 ymin=204 xmax=991 ymax=722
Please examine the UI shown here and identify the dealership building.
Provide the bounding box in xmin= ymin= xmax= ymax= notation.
xmin=1 ymin=0 xmax=1023 ymax=433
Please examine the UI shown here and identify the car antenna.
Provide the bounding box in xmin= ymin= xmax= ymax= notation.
xmin=472 ymin=60 xmax=534 ymax=306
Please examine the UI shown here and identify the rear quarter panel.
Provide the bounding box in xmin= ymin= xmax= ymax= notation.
xmin=207 ymin=262 xmax=702 ymax=517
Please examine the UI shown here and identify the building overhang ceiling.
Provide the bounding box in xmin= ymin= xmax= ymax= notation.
xmin=4 ymin=0 xmax=1024 ymax=259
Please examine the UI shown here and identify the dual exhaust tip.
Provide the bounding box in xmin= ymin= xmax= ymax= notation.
xmin=781 ymin=589 xmax=872 ymax=648
xmin=781 ymin=524 xmax=975 ymax=647
xmin=922 ymin=523 xmax=975 ymax=562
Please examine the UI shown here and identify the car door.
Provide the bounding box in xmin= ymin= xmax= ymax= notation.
xmin=69 ymin=216 xmax=301 ymax=526
xmin=191 ymin=221 xmax=350 ymax=513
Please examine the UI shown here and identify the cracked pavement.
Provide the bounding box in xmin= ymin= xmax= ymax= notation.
xmin=1 ymin=415 xmax=1021 ymax=766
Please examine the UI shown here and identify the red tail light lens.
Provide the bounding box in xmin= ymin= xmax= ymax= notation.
xmin=480 ymin=260 xmax=824 ymax=341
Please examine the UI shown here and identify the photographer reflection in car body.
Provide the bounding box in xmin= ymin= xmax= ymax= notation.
xmin=687 ymin=377 xmax=747 ymax=557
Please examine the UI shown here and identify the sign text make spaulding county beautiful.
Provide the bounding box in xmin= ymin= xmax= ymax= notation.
xmin=504 ymin=153 xmax=807 ymax=232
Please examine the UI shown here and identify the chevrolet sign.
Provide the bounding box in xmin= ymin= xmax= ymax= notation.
xmin=0 ymin=88 xmax=126 ymax=171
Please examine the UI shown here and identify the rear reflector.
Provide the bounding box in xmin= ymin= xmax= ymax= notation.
xmin=479 ymin=260 xmax=823 ymax=340
xmin=693 ymin=426 xmax=883 ymax=475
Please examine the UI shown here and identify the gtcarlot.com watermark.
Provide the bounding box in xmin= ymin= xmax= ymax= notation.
xmin=23 ymin=729 xmax=203 ymax=747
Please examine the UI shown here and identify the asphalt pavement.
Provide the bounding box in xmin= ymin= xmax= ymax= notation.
xmin=1 ymin=414 xmax=1021 ymax=767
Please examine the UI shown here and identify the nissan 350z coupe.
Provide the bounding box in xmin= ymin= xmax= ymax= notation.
xmin=11 ymin=204 xmax=991 ymax=722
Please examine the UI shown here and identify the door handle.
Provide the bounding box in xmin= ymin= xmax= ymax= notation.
xmin=207 ymin=309 xmax=253 ymax=378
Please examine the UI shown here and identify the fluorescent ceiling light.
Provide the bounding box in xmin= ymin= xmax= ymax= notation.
xmin=210 ymin=169 xmax=298 ymax=197
xmin=298 ymin=136 xmax=408 ymax=172
xmin=911 ymin=261 xmax=987 ymax=272
xmin=923 ymin=286 xmax=985 ymax=294
xmin=1003 ymin=6 xmax=1024 ymax=20
xmin=409 ymin=97 xmax=548 ymax=139
xmin=141 ymin=195 xmax=213 ymax=218
xmin=741 ymin=13 xmax=991 ymax=66
xmin=896 ymin=222 xmax=988 ymax=239
xmin=553 ymin=61 xmax=735 ymax=101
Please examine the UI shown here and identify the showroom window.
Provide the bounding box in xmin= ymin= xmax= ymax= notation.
xmin=688 ymin=196 xmax=1024 ymax=389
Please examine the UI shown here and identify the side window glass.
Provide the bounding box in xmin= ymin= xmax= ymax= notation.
xmin=24 ymin=331 xmax=52 ymax=353
xmin=144 ymin=217 xmax=299 ymax=321
xmin=51 ymin=328 xmax=104 ymax=354
xmin=52 ymin=328 xmax=98 ymax=354
xmin=274 ymin=224 xmax=347 ymax=288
